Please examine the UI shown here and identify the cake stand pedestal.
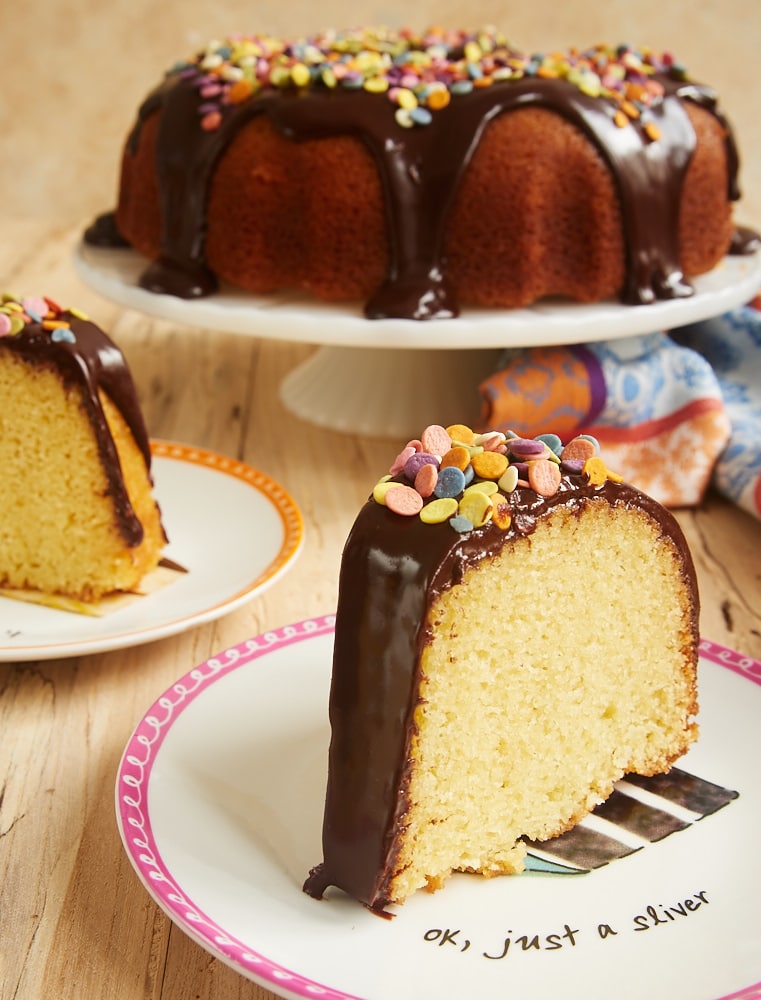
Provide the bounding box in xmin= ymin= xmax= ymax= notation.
xmin=278 ymin=345 xmax=501 ymax=436
xmin=75 ymin=242 xmax=761 ymax=439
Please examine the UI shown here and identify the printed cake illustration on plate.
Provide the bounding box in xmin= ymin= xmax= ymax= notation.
xmin=303 ymin=422 xmax=723 ymax=914
xmin=523 ymin=767 xmax=737 ymax=875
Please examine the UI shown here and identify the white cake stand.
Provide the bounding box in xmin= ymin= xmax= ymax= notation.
xmin=74 ymin=241 xmax=761 ymax=437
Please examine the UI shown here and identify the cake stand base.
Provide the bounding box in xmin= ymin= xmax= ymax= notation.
xmin=279 ymin=345 xmax=503 ymax=438
xmin=74 ymin=242 xmax=761 ymax=438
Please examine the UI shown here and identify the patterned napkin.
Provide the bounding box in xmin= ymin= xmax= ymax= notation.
xmin=479 ymin=297 xmax=761 ymax=518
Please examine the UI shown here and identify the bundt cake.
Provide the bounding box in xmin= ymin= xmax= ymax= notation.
xmin=304 ymin=422 xmax=699 ymax=913
xmin=0 ymin=294 xmax=166 ymax=602
xmin=87 ymin=26 xmax=756 ymax=320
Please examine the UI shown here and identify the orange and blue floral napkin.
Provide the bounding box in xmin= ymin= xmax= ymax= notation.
xmin=480 ymin=297 xmax=761 ymax=519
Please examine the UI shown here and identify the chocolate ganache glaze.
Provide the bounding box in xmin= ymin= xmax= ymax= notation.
xmin=1 ymin=301 xmax=153 ymax=546
xmin=85 ymin=29 xmax=755 ymax=321
xmin=303 ymin=432 xmax=699 ymax=913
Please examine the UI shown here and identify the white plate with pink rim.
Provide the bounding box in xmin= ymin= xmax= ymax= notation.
xmin=0 ymin=443 xmax=303 ymax=661
xmin=116 ymin=616 xmax=761 ymax=1000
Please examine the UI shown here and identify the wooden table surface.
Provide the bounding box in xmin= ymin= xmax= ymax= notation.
xmin=2 ymin=220 xmax=761 ymax=1000
xmin=2 ymin=2 xmax=761 ymax=995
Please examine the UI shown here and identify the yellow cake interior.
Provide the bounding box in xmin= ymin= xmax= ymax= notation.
xmin=0 ymin=351 xmax=165 ymax=601
xmin=388 ymin=497 xmax=698 ymax=904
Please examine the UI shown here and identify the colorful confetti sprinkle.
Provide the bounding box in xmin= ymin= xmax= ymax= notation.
xmin=0 ymin=293 xmax=86 ymax=341
xmin=165 ymin=27 xmax=689 ymax=134
xmin=374 ymin=423 xmax=623 ymax=531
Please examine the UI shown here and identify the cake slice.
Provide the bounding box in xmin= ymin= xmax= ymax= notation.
xmin=304 ymin=423 xmax=699 ymax=914
xmin=0 ymin=294 xmax=166 ymax=602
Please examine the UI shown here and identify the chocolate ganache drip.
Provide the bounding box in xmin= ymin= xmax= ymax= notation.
xmin=86 ymin=30 xmax=750 ymax=320
xmin=2 ymin=301 xmax=153 ymax=546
